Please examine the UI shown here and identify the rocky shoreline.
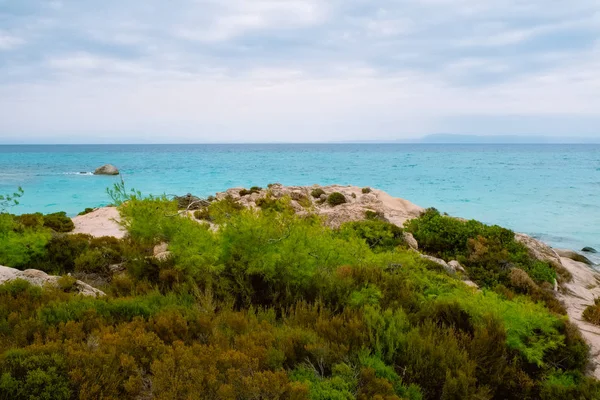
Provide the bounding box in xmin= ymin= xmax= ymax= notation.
xmin=13 ymin=183 xmax=600 ymax=378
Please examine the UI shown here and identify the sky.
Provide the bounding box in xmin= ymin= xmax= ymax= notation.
xmin=0 ymin=0 xmax=599 ymax=143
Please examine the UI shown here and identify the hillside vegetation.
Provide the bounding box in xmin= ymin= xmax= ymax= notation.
xmin=0 ymin=188 xmax=598 ymax=399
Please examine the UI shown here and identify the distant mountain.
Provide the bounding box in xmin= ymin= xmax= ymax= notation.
xmin=418 ymin=134 xmax=599 ymax=144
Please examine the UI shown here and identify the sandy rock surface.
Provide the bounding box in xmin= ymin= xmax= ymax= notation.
xmin=557 ymin=258 xmax=600 ymax=378
xmin=215 ymin=184 xmax=424 ymax=228
xmin=71 ymin=207 xmax=126 ymax=239
xmin=0 ymin=265 xmax=105 ymax=297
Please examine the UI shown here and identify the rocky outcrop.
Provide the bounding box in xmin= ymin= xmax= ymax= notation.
xmin=71 ymin=207 xmax=126 ymax=239
xmin=583 ymin=247 xmax=598 ymax=254
xmin=175 ymin=194 xmax=209 ymax=210
xmin=215 ymin=184 xmax=424 ymax=228
xmin=94 ymin=164 xmax=119 ymax=175
xmin=0 ymin=266 xmax=105 ymax=297
xmin=403 ymin=232 xmax=419 ymax=250
xmin=557 ymin=257 xmax=600 ymax=379
xmin=514 ymin=233 xmax=563 ymax=270
xmin=555 ymin=249 xmax=593 ymax=266
xmin=448 ymin=260 xmax=466 ymax=273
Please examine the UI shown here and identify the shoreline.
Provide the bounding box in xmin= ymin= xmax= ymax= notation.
xmin=69 ymin=185 xmax=600 ymax=378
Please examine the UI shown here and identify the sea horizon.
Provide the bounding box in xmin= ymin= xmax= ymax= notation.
xmin=1 ymin=143 xmax=599 ymax=262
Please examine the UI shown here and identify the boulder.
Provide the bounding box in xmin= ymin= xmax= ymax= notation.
xmin=174 ymin=193 xmax=208 ymax=210
xmin=418 ymin=253 xmax=455 ymax=274
xmin=515 ymin=233 xmax=563 ymax=270
xmin=402 ymin=232 xmax=419 ymax=250
xmin=448 ymin=260 xmax=466 ymax=273
xmin=153 ymin=242 xmax=171 ymax=261
xmin=582 ymin=247 xmax=598 ymax=254
xmin=94 ymin=164 xmax=119 ymax=175
xmin=555 ymin=249 xmax=593 ymax=266
xmin=0 ymin=265 xmax=105 ymax=297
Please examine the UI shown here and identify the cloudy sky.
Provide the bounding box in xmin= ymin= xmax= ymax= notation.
xmin=0 ymin=0 xmax=599 ymax=143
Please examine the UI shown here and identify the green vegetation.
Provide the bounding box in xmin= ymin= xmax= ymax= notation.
xmin=583 ymin=298 xmax=600 ymax=326
xmin=327 ymin=192 xmax=347 ymax=206
xmin=0 ymin=187 xmax=23 ymax=211
xmin=0 ymin=191 xmax=597 ymax=399
xmin=77 ymin=207 xmax=95 ymax=216
xmin=362 ymin=187 xmax=372 ymax=194
xmin=239 ymin=186 xmax=262 ymax=196
xmin=311 ymin=188 xmax=325 ymax=198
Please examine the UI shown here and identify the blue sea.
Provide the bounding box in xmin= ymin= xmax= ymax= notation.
xmin=1 ymin=144 xmax=599 ymax=258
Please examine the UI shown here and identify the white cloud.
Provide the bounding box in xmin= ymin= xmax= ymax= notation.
xmin=0 ymin=0 xmax=599 ymax=141
xmin=0 ymin=33 xmax=24 ymax=50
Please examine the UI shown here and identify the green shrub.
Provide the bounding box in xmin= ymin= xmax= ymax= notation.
xmin=193 ymin=208 xmax=211 ymax=221
xmin=339 ymin=220 xmax=403 ymax=252
xmin=362 ymin=187 xmax=372 ymax=194
xmin=255 ymin=195 xmax=291 ymax=213
xmin=56 ymin=275 xmax=78 ymax=292
xmin=239 ymin=187 xmax=262 ymax=196
xmin=14 ymin=213 xmax=44 ymax=230
xmin=582 ymin=298 xmax=600 ymax=326
xmin=77 ymin=208 xmax=95 ymax=216
xmin=311 ymin=188 xmax=325 ymax=198
xmin=327 ymin=192 xmax=347 ymax=206
xmin=365 ymin=210 xmax=385 ymax=221
xmin=0 ymin=348 xmax=72 ymax=400
xmin=42 ymin=212 xmax=75 ymax=233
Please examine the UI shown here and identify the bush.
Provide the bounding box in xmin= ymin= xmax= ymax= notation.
xmin=43 ymin=212 xmax=75 ymax=233
xmin=582 ymin=299 xmax=600 ymax=326
xmin=365 ymin=210 xmax=385 ymax=221
xmin=193 ymin=208 xmax=211 ymax=221
xmin=311 ymin=188 xmax=325 ymax=198
xmin=327 ymin=192 xmax=347 ymax=206
xmin=239 ymin=187 xmax=262 ymax=197
xmin=78 ymin=208 xmax=95 ymax=216
xmin=362 ymin=187 xmax=372 ymax=194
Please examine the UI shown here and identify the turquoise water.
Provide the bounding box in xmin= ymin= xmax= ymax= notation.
xmin=1 ymin=144 xmax=599 ymax=256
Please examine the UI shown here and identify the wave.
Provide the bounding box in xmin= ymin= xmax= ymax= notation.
xmin=63 ymin=172 xmax=93 ymax=176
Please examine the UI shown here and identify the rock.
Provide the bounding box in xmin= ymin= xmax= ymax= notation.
xmin=93 ymin=164 xmax=119 ymax=175
xmin=555 ymin=249 xmax=593 ymax=266
xmin=174 ymin=193 xmax=208 ymax=210
xmin=109 ymin=263 xmax=126 ymax=273
xmin=153 ymin=242 xmax=171 ymax=261
xmin=0 ymin=265 xmax=105 ymax=297
xmin=402 ymin=232 xmax=419 ymax=250
xmin=319 ymin=194 xmax=327 ymax=202
xmin=448 ymin=260 xmax=466 ymax=273
xmin=418 ymin=253 xmax=455 ymax=274
xmin=463 ymin=280 xmax=479 ymax=289
xmin=582 ymin=247 xmax=598 ymax=254
xmin=515 ymin=233 xmax=563 ymax=270
xmin=71 ymin=206 xmax=126 ymax=239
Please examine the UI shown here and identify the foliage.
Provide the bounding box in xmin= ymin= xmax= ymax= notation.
xmin=406 ymin=208 xmax=557 ymax=291
xmin=327 ymin=192 xmax=347 ymax=206
xmin=338 ymin=220 xmax=404 ymax=252
xmin=42 ymin=212 xmax=75 ymax=233
xmin=77 ymin=208 xmax=95 ymax=216
xmin=582 ymin=298 xmax=600 ymax=326
xmin=0 ymin=195 xmax=597 ymax=399
xmin=0 ymin=187 xmax=24 ymax=212
xmin=311 ymin=188 xmax=325 ymax=199
xmin=239 ymin=186 xmax=262 ymax=196
xmin=362 ymin=187 xmax=372 ymax=194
